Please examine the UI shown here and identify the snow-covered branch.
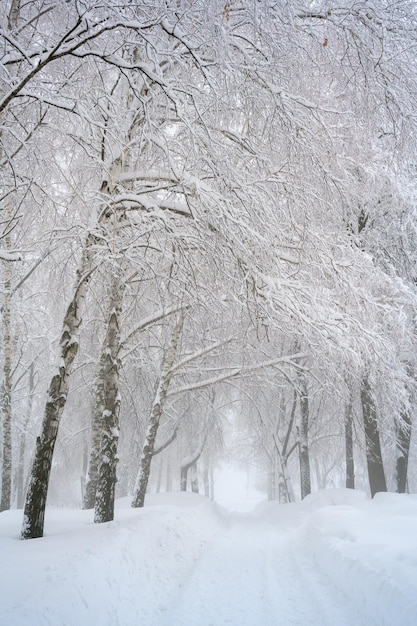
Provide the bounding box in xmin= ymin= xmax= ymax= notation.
xmin=167 ymin=353 xmax=310 ymax=398
xmin=0 ymin=250 xmax=21 ymax=262
xmin=120 ymin=304 xmax=188 ymax=356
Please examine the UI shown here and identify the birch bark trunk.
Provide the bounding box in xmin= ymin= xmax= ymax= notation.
xmin=278 ymin=454 xmax=292 ymax=504
xmin=94 ymin=271 xmax=125 ymax=524
xmin=131 ymin=309 xmax=186 ymax=508
xmin=21 ymin=239 xmax=94 ymax=539
xmin=7 ymin=0 xmax=21 ymax=30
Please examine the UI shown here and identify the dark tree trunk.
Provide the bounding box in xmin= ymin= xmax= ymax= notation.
xmin=180 ymin=427 xmax=209 ymax=495
xmin=276 ymin=390 xmax=297 ymax=504
xmin=345 ymin=397 xmax=355 ymax=489
xmin=361 ymin=376 xmax=387 ymax=497
xmin=298 ymin=376 xmax=311 ymax=499
xmin=131 ymin=310 xmax=186 ymax=508
xmin=21 ymin=343 xmax=80 ymax=537
xmin=395 ymin=410 xmax=412 ymax=494
xmin=278 ymin=459 xmax=291 ymax=504
xmin=190 ymin=463 xmax=199 ymax=493
xmin=21 ymin=242 xmax=93 ymax=539
xmin=180 ymin=464 xmax=188 ymax=492
xmin=268 ymin=452 xmax=276 ymax=501
xmin=203 ymin=461 xmax=210 ymax=498
xmin=94 ymin=273 xmax=124 ymax=524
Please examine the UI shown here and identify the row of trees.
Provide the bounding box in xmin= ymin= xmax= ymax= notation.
xmin=0 ymin=0 xmax=416 ymax=538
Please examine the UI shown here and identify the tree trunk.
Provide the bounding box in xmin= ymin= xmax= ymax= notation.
xmin=360 ymin=376 xmax=387 ymax=497
xmin=276 ymin=390 xmax=296 ymax=504
xmin=203 ymin=461 xmax=210 ymax=498
xmin=268 ymin=448 xmax=276 ymax=500
xmin=82 ymin=347 xmax=107 ymax=509
xmin=298 ymin=376 xmax=311 ymax=499
xmin=190 ymin=463 xmax=199 ymax=493
xmin=1 ymin=242 xmax=13 ymax=512
xmin=80 ymin=437 xmax=88 ymax=502
xmin=179 ymin=428 xmax=210 ymax=496
xmin=180 ymin=465 xmax=188 ymax=491
xmin=278 ymin=465 xmax=289 ymax=503
xmin=345 ymin=395 xmax=355 ymax=489
xmin=21 ymin=241 xmax=93 ymax=539
xmin=7 ymin=0 xmax=21 ymax=30
xmin=394 ymin=410 xmax=412 ymax=494
xmin=131 ymin=310 xmax=186 ymax=508
xmin=94 ymin=272 xmax=124 ymax=524
xmin=278 ymin=443 xmax=296 ymax=503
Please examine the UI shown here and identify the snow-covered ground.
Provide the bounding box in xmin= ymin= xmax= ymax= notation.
xmin=1 ymin=489 xmax=416 ymax=625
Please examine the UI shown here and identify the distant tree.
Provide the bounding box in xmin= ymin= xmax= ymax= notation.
xmin=344 ymin=388 xmax=355 ymax=490
xmin=360 ymin=376 xmax=387 ymax=497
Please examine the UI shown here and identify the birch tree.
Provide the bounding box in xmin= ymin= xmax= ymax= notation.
xmin=93 ymin=266 xmax=125 ymax=523
xmin=132 ymin=309 xmax=187 ymax=508
xmin=21 ymin=241 xmax=97 ymax=538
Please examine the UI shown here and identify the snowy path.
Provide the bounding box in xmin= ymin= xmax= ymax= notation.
xmin=159 ymin=516 xmax=357 ymax=626
xmin=1 ymin=491 xmax=417 ymax=625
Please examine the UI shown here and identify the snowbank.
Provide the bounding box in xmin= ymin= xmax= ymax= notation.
xmin=0 ymin=494 xmax=227 ymax=625
xmin=293 ymin=490 xmax=417 ymax=626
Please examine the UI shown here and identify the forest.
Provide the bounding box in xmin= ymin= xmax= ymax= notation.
xmin=1 ymin=0 xmax=417 ymax=541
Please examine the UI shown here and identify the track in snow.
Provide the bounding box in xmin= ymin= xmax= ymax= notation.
xmin=159 ymin=515 xmax=358 ymax=626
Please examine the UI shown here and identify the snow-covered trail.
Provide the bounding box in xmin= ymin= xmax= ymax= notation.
xmin=160 ymin=516 xmax=356 ymax=626
xmin=1 ymin=490 xmax=417 ymax=625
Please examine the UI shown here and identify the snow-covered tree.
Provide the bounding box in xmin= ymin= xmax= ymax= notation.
xmin=0 ymin=0 xmax=414 ymax=535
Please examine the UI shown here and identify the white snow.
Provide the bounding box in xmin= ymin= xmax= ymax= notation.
xmin=0 ymin=249 xmax=21 ymax=262
xmin=1 ymin=489 xmax=417 ymax=625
